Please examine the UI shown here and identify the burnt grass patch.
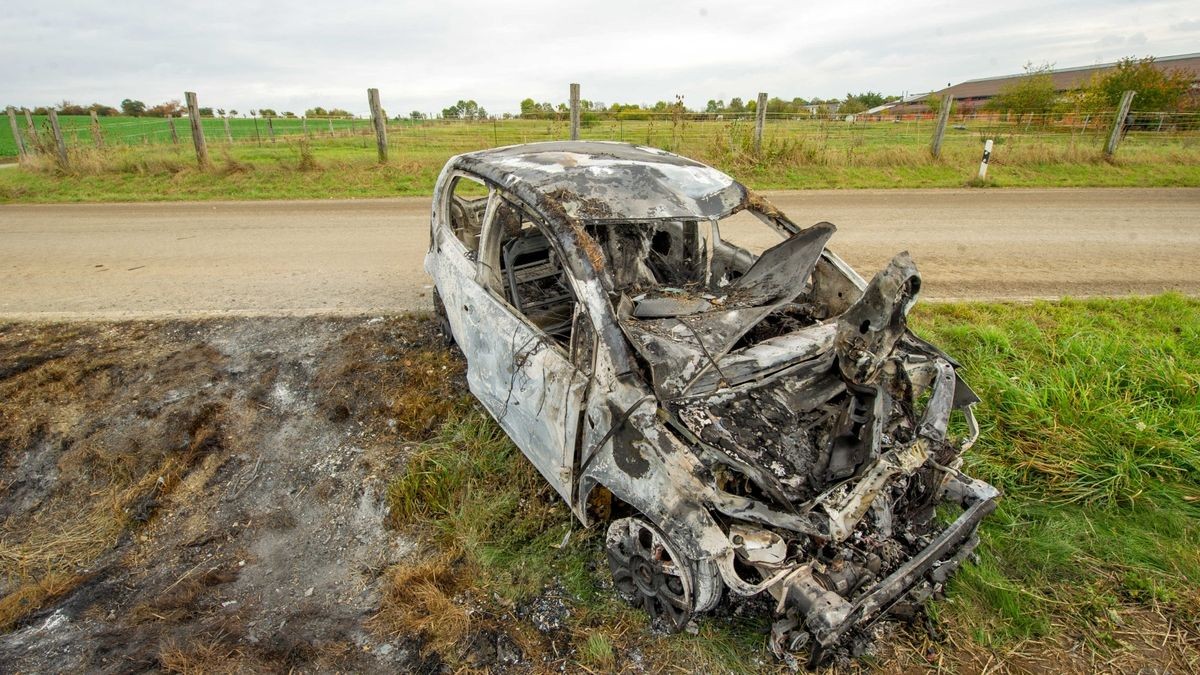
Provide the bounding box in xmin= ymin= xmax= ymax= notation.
xmin=1 ymin=295 xmax=1197 ymax=673
xmin=0 ymin=315 xmax=470 ymax=672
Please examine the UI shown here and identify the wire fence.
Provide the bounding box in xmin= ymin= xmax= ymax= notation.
xmin=5 ymin=109 xmax=1198 ymax=164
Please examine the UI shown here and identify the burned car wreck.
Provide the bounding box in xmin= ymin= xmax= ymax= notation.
xmin=425 ymin=141 xmax=997 ymax=664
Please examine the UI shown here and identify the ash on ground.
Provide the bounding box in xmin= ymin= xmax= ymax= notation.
xmin=0 ymin=316 xmax=466 ymax=672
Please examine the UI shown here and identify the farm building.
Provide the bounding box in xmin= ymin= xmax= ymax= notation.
xmin=889 ymin=52 xmax=1200 ymax=115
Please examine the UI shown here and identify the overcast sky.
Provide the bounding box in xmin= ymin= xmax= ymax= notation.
xmin=4 ymin=0 xmax=1198 ymax=116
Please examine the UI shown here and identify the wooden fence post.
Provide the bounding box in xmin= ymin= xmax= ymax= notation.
xmin=47 ymin=109 xmax=69 ymax=169
xmin=89 ymin=110 xmax=104 ymax=148
xmin=302 ymin=116 xmax=308 ymax=138
xmin=23 ymin=109 xmax=38 ymax=148
xmin=930 ymin=94 xmax=953 ymax=158
xmin=368 ymin=88 xmax=388 ymax=162
xmin=569 ymin=83 xmax=581 ymax=141
xmin=184 ymin=92 xmax=210 ymax=168
xmin=1104 ymin=90 xmax=1136 ymax=158
xmin=167 ymin=114 xmax=179 ymax=145
xmin=223 ymin=115 xmax=233 ymax=143
xmin=6 ymin=107 xmax=27 ymax=161
xmin=754 ymin=92 xmax=768 ymax=153
xmin=266 ymin=115 xmax=275 ymax=142
xmin=328 ymin=117 xmax=334 ymax=136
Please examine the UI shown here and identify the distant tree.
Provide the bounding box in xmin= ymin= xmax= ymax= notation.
xmin=120 ymin=98 xmax=146 ymax=116
xmin=840 ymin=91 xmax=889 ymax=114
xmin=987 ymin=62 xmax=1057 ymax=114
xmin=838 ymin=98 xmax=865 ymax=115
xmin=705 ymin=99 xmax=724 ymax=113
xmin=441 ymin=100 xmax=487 ymax=120
xmin=145 ymin=100 xmax=185 ymax=117
xmin=216 ymin=108 xmax=226 ymax=116
xmin=305 ymin=107 xmax=328 ymax=117
xmin=727 ymin=97 xmax=745 ymax=113
xmin=519 ymin=98 xmax=539 ymax=118
xmin=198 ymin=107 xmax=214 ymax=116
xmin=925 ymin=93 xmax=949 ymax=116
xmin=326 ymin=108 xmax=351 ymax=118
xmin=53 ymin=101 xmax=88 ymax=115
xmin=258 ymin=108 xmax=278 ymax=118
xmin=89 ymin=103 xmax=119 ymax=116
xmin=1077 ymin=56 xmax=1193 ymax=112
xmin=410 ymin=110 xmax=426 ymax=120
xmin=282 ymin=111 xmax=297 ymax=118
xmin=229 ymin=109 xmax=238 ymax=116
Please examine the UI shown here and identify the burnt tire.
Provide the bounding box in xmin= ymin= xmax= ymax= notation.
xmin=431 ymin=288 xmax=455 ymax=347
xmin=605 ymin=517 xmax=722 ymax=631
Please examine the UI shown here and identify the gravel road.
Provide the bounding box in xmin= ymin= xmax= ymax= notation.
xmin=1 ymin=188 xmax=1197 ymax=320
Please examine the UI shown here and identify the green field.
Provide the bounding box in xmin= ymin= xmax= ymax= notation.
xmin=0 ymin=114 xmax=365 ymax=156
xmin=2 ymin=114 xmax=1198 ymax=202
xmin=386 ymin=294 xmax=1200 ymax=672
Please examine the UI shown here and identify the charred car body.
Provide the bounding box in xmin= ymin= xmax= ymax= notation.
xmin=425 ymin=141 xmax=997 ymax=663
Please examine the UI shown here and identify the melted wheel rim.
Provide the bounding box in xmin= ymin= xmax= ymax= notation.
xmin=605 ymin=517 xmax=694 ymax=631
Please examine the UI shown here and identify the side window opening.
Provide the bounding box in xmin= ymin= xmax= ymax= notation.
xmin=447 ymin=175 xmax=489 ymax=253
xmin=482 ymin=197 xmax=578 ymax=349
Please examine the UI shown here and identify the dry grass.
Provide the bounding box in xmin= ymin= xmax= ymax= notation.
xmin=370 ymin=553 xmax=472 ymax=654
xmin=314 ymin=316 xmax=469 ymax=439
xmin=0 ymin=324 xmax=234 ymax=631
xmin=157 ymin=639 xmax=258 ymax=675
xmin=2 ymin=119 xmax=1197 ymax=203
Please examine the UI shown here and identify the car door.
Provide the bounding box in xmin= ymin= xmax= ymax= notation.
xmin=468 ymin=196 xmax=590 ymax=504
xmin=425 ymin=172 xmax=490 ymax=358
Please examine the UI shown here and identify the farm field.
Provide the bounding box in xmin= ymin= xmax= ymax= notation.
xmin=0 ymin=296 xmax=1196 ymax=672
xmin=2 ymin=113 xmax=1198 ymax=201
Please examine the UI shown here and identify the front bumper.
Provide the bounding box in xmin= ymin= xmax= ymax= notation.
xmin=772 ymin=473 xmax=999 ymax=654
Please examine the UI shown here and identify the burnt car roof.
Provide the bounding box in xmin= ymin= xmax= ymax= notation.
xmin=452 ymin=141 xmax=748 ymax=222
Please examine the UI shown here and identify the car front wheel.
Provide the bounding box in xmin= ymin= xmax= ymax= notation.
xmin=605 ymin=516 xmax=722 ymax=631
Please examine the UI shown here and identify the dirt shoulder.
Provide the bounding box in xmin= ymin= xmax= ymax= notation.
xmin=1 ymin=188 xmax=1198 ymax=321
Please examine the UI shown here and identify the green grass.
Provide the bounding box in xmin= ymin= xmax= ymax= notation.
xmin=0 ymin=114 xmax=363 ymax=156
xmin=909 ymin=295 xmax=1200 ymax=646
xmin=384 ymin=294 xmax=1200 ymax=671
xmin=2 ymin=116 xmax=1197 ymax=202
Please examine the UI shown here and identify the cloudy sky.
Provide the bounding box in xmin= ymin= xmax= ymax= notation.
xmin=4 ymin=0 xmax=1197 ymax=116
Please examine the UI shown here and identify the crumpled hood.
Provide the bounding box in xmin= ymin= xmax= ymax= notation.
xmin=619 ymin=223 xmax=836 ymax=399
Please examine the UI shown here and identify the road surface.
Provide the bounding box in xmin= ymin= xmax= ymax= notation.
xmin=1 ymin=188 xmax=1197 ymax=320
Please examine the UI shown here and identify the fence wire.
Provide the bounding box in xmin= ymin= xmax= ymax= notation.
xmin=4 ymin=110 xmax=1197 ymax=162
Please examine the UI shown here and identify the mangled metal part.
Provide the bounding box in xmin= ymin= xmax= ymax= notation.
xmin=620 ymin=222 xmax=835 ymax=399
xmin=836 ymin=252 xmax=920 ymax=384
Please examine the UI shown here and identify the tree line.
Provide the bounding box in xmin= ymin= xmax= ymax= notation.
xmin=9 ymin=99 xmax=358 ymax=119
xmin=9 ymin=56 xmax=1192 ymax=123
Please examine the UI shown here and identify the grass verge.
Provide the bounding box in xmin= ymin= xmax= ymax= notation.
xmin=380 ymin=294 xmax=1200 ymax=672
xmin=1 ymin=124 xmax=1197 ymax=203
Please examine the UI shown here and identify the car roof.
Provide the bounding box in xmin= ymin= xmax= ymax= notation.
xmin=452 ymin=141 xmax=748 ymax=222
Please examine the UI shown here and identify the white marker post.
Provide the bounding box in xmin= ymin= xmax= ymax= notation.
xmin=978 ymin=139 xmax=994 ymax=180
